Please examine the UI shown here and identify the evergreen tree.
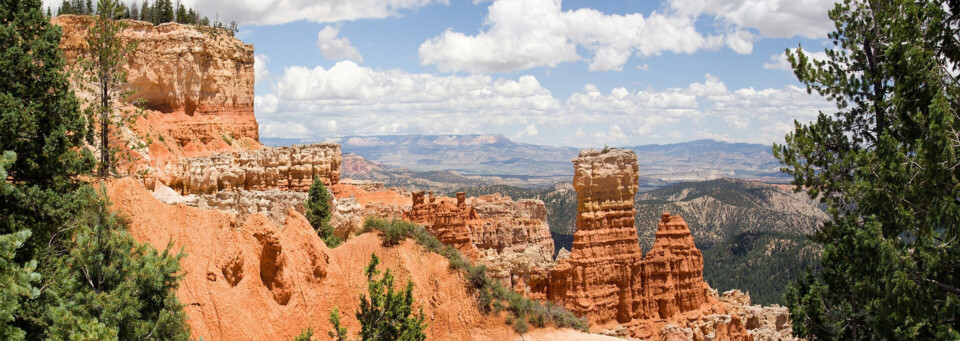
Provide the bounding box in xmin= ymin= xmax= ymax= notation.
xmin=175 ymin=3 xmax=186 ymax=24
xmin=0 ymin=152 xmax=40 ymax=341
xmin=43 ymin=186 xmax=189 ymax=340
xmin=77 ymin=0 xmax=140 ymax=178
xmin=0 ymin=0 xmax=95 ymax=257
xmin=777 ymin=0 xmax=960 ymax=339
xmin=153 ymin=0 xmax=172 ymax=23
xmin=129 ymin=2 xmax=137 ymax=21
xmin=306 ymin=175 xmax=342 ymax=247
xmin=329 ymin=254 xmax=427 ymax=341
xmin=84 ymin=0 xmax=91 ymax=14
xmin=1 ymin=1 xmax=190 ymax=338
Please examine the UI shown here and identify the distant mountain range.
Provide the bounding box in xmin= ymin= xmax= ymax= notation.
xmin=263 ymin=134 xmax=790 ymax=186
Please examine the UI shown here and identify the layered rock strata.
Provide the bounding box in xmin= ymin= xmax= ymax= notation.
xmin=545 ymin=149 xmax=648 ymax=324
xmin=404 ymin=191 xmax=481 ymax=261
xmin=643 ymin=213 xmax=710 ymax=318
xmin=524 ymin=149 xmax=728 ymax=340
xmin=53 ymin=15 xmax=259 ymax=159
xmin=468 ymin=194 xmax=554 ymax=258
xmin=163 ymin=143 xmax=341 ymax=195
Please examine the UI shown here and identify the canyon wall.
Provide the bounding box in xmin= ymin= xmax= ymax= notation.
xmin=162 ymin=143 xmax=341 ymax=194
xmin=53 ymin=15 xmax=259 ymax=161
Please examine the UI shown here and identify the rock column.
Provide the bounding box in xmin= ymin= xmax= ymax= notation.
xmin=549 ymin=149 xmax=645 ymax=324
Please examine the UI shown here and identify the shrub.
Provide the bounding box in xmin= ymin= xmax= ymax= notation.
xmin=360 ymin=216 xmax=588 ymax=334
xmin=329 ymin=254 xmax=427 ymax=341
xmin=512 ymin=315 xmax=530 ymax=334
xmin=293 ymin=327 xmax=313 ymax=341
xmin=362 ymin=217 xmax=416 ymax=247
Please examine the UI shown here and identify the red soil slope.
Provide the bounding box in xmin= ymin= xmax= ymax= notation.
xmin=106 ymin=178 xmax=604 ymax=340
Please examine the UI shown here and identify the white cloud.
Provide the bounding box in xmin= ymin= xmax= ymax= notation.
xmin=316 ymin=26 xmax=364 ymax=63
xmin=259 ymin=61 xmax=561 ymax=137
xmin=764 ymin=47 xmax=830 ymax=70
xmin=418 ymin=0 xmax=753 ymax=73
xmin=515 ymin=123 xmax=539 ymax=138
xmin=254 ymin=54 xmax=270 ymax=84
xmin=593 ymin=124 xmax=628 ymax=145
xmin=258 ymin=65 xmax=834 ymax=145
xmin=668 ymin=0 xmax=835 ymax=38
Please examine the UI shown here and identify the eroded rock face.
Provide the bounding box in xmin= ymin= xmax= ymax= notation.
xmin=163 ymin=143 xmax=341 ymax=194
xmin=197 ymin=189 xmax=307 ymax=227
xmin=642 ymin=213 xmax=710 ymax=319
xmin=546 ymin=149 xmax=646 ymax=324
xmin=468 ymin=194 xmax=554 ymax=259
xmin=405 ymin=191 xmax=481 ymax=261
xmin=526 ymin=149 xmax=795 ymax=340
xmin=53 ymin=15 xmax=258 ymax=154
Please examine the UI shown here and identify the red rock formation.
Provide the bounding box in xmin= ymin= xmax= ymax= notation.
xmin=545 ymin=149 xmax=646 ymax=324
xmin=522 ymin=149 xmax=760 ymax=340
xmin=404 ymin=191 xmax=481 ymax=260
xmin=468 ymin=194 xmax=554 ymax=258
xmin=642 ymin=213 xmax=710 ymax=319
xmin=53 ymin=15 xmax=259 ymax=165
xmin=108 ymin=178 xmax=611 ymax=341
xmin=162 ymin=143 xmax=341 ymax=194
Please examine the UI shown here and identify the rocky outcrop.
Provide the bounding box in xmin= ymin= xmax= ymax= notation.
xmin=405 ymin=191 xmax=481 ymax=261
xmin=544 ymin=149 xmax=646 ymax=324
xmin=642 ymin=213 xmax=711 ymax=319
xmin=329 ymin=197 xmax=363 ymax=239
xmin=198 ymin=189 xmax=307 ymax=227
xmin=163 ymin=143 xmax=341 ymax=195
xmin=468 ymin=194 xmax=554 ymax=259
xmin=108 ymin=178 xmax=603 ymax=340
xmin=521 ymin=149 xmax=795 ymax=340
xmin=53 ymin=15 xmax=259 ymax=161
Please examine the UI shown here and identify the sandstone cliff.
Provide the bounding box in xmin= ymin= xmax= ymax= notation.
xmin=108 ymin=179 xmax=607 ymax=341
xmin=161 ymin=143 xmax=341 ymax=194
xmin=53 ymin=15 xmax=259 ymax=165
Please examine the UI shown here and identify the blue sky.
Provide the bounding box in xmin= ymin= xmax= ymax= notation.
xmin=49 ymin=0 xmax=840 ymax=147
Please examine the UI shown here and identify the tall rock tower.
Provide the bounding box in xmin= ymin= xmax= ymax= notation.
xmin=548 ymin=149 xmax=645 ymax=324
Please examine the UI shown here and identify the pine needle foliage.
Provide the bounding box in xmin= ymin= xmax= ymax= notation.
xmin=329 ymin=254 xmax=427 ymax=341
xmin=306 ymin=175 xmax=341 ymax=248
xmin=776 ymin=0 xmax=960 ymax=339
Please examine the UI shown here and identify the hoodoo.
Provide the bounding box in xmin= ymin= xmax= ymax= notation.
xmin=547 ymin=149 xmax=647 ymax=324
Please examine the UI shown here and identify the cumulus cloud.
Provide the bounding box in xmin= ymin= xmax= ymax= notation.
xmin=515 ymin=123 xmax=539 ymax=138
xmin=418 ymin=0 xmax=754 ymax=73
xmin=257 ymin=60 xmax=561 ymax=137
xmin=667 ymin=0 xmax=836 ymax=38
xmin=254 ymin=54 xmax=270 ymax=84
xmin=257 ymin=66 xmax=833 ymax=145
xmin=764 ymin=47 xmax=830 ymax=70
xmin=316 ymin=26 xmax=364 ymax=63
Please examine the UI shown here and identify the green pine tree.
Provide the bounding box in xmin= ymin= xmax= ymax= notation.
xmin=329 ymin=254 xmax=427 ymax=341
xmin=77 ymin=0 xmax=143 ymax=178
xmin=43 ymin=186 xmax=189 ymax=340
xmin=306 ymin=175 xmax=342 ymax=247
xmin=0 ymin=0 xmax=95 ymax=260
xmin=0 ymin=152 xmax=40 ymax=341
xmin=776 ymin=0 xmax=960 ymax=339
